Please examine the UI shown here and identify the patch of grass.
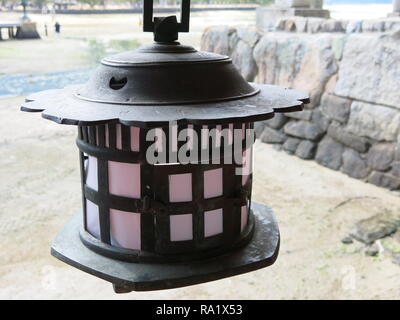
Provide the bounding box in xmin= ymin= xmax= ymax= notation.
xmin=381 ymin=240 xmax=400 ymax=254
xmin=86 ymin=38 xmax=140 ymax=64
xmin=317 ymin=264 xmax=329 ymax=274
xmin=321 ymin=244 xmax=363 ymax=259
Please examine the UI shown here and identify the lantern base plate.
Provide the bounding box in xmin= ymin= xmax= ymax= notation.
xmin=51 ymin=201 xmax=280 ymax=292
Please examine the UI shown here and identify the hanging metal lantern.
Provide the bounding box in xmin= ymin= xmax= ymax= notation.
xmin=21 ymin=0 xmax=309 ymax=293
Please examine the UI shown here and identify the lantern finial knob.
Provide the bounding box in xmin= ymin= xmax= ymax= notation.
xmin=143 ymin=0 xmax=190 ymax=43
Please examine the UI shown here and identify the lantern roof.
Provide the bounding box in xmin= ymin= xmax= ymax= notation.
xmin=21 ymin=43 xmax=309 ymax=127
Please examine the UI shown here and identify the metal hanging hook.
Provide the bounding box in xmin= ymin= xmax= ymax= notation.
xmin=143 ymin=0 xmax=191 ymax=43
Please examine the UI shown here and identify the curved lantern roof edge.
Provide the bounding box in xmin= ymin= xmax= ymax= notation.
xmin=101 ymin=44 xmax=230 ymax=66
xmin=20 ymin=39 xmax=310 ymax=126
xmin=21 ymin=83 xmax=309 ymax=128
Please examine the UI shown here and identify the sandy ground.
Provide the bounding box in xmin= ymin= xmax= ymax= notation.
xmin=0 ymin=95 xmax=399 ymax=299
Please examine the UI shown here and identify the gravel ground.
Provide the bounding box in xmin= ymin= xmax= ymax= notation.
xmin=0 ymin=96 xmax=399 ymax=299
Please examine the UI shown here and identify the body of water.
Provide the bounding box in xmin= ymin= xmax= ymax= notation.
xmin=0 ymin=68 xmax=93 ymax=97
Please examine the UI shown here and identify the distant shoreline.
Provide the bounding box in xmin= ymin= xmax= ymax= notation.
xmin=9 ymin=5 xmax=258 ymax=15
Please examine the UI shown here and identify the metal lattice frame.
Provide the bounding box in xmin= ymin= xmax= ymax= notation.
xmin=77 ymin=122 xmax=254 ymax=263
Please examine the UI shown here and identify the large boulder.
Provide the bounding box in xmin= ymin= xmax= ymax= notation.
xmin=311 ymin=109 xmax=331 ymax=131
xmin=200 ymin=26 xmax=236 ymax=56
xmin=335 ymin=33 xmax=400 ymax=109
xmin=283 ymin=137 xmax=301 ymax=154
xmin=283 ymin=120 xmax=325 ymax=141
xmin=341 ymin=148 xmax=370 ymax=179
xmin=285 ymin=109 xmax=312 ymax=121
xmin=265 ymin=113 xmax=288 ymax=130
xmin=315 ymin=136 xmax=344 ymax=170
xmin=366 ymin=143 xmax=395 ymax=171
xmin=295 ymin=140 xmax=317 ymax=159
xmin=368 ymin=171 xmax=400 ymax=190
xmin=260 ymin=126 xmax=287 ymax=144
xmin=327 ymin=122 xmax=370 ymax=153
xmin=253 ymin=33 xmax=338 ymax=109
xmin=236 ymin=27 xmax=261 ymax=47
xmin=350 ymin=214 xmax=399 ymax=244
xmin=346 ymin=101 xmax=400 ymax=142
xmin=231 ymin=40 xmax=258 ymax=81
xmin=320 ymin=93 xmax=351 ymax=124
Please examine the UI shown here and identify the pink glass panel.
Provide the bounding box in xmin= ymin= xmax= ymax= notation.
xmin=169 ymin=173 xmax=192 ymax=202
xmin=86 ymin=200 xmax=100 ymax=239
xmin=110 ymin=209 xmax=141 ymax=250
xmin=108 ymin=161 xmax=141 ymax=198
xmin=204 ymin=208 xmax=223 ymax=237
xmin=170 ymin=214 xmax=193 ymax=241
xmin=241 ymin=205 xmax=248 ymax=232
xmin=130 ymin=126 xmax=140 ymax=152
xmin=204 ymin=168 xmax=223 ymax=199
xmin=86 ymin=156 xmax=98 ymax=191
xmin=116 ymin=124 xmax=122 ymax=150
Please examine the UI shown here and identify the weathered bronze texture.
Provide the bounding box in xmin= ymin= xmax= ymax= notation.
xmin=51 ymin=202 xmax=280 ymax=292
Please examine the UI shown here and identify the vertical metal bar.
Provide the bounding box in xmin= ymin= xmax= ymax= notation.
xmin=232 ymin=122 xmax=243 ymax=238
xmin=82 ymin=125 xmax=88 ymax=143
xmin=108 ymin=123 xmax=116 ymax=150
xmin=98 ymin=157 xmax=111 ymax=244
xmin=88 ymin=125 xmax=96 ymax=145
xmin=78 ymin=127 xmax=88 ymax=230
xmin=143 ymin=0 xmax=154 ymax=32
xmin=140 ymin=127 xmax=155 ymax=252
xmin=179 ymin=0 xmax=191 ymax=32
xmin=97 ymin=125 xmax=105 ymax=148
xmin=121 ymin=124 xmax=131 ymax=151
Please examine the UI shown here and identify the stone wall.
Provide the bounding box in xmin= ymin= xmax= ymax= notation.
xmin=201 ymin=22 xmax=400 ymax=190
xmin=273 ymin=17 xmax=400 ymax=34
